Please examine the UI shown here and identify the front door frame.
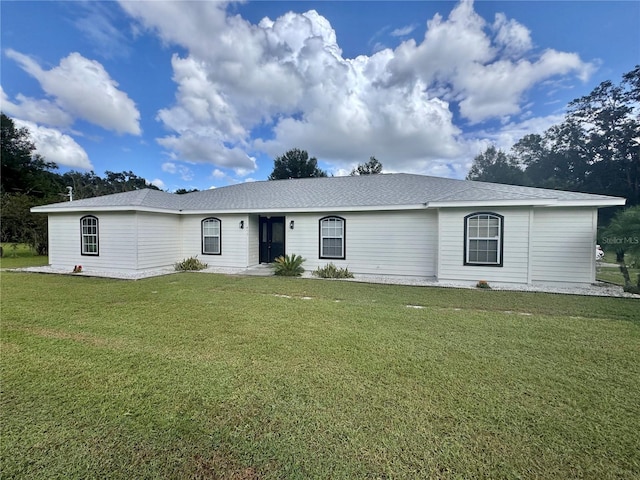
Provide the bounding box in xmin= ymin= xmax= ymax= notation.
xmin=259 ymin=216 xmax=286 ymax=263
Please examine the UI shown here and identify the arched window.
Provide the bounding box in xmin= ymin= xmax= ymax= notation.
xmin=464 ymin=213 xmax=503 ymax=266
xmin=202 ymin=218 xmax=221 ymax=255
xmin=80 ymin=216 xmax=99 ymax=255
xmin=319 ymin=216 xmax=345 ymax=259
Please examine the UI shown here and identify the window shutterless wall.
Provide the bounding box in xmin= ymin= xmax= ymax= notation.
xmin=438 ymin=207 xmax=530 ymax=284
xmin=179 ymin=214 xmax=250 ymax=269
xmin=286 ymin=210 xmax=437 ymax=277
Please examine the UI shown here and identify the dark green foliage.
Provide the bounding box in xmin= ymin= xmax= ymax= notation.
xmin=268 ymin=149 xmax=327 ymax=180
xmin=602 ymin=206 xmax=640 ymax=260
xmin=60 ymin=170 xmax=160 ymax=200
xmin=174 ymin=256 xmax=208 ymax=271
xmin=1 ymin=193 xmax=49 ymax=254
xmin=466 ymin=146 xmax=527 ymax=185
xmin=1 ymin=113 xmax=59 ymax=197
xmin=350 ymin=156 xmax=383 ymax=175
xmin=273 ymin=254 xmax=305 ymax=276
xmin=313 ymin=263 xmax=354 ymax=278
xmin=601 ymin=206 xmax=640 ymax=291
xmin=466 ymin=66 xmax=640 ymax=210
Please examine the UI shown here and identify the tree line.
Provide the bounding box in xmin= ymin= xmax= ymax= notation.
xmin=466 ymin=66 xmax=639 ymax=209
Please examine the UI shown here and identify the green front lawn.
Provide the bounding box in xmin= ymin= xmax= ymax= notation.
xmin=596 ymin=249 xmax=640 ymax=286
xmin=1 ymin=272 xmax=639 ymax=479
xmin=0 ymin=243 xmax=48 ymax=269
xmin=597 ymin=265 xmax=640 ymax=286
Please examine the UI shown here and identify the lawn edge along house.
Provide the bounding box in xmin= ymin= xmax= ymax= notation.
xmin=32 ymin=174 xmax=625 ymax=286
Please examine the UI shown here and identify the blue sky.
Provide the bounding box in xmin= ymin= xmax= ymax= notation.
xmin=2 ymin=1 xmax=638 ymax=191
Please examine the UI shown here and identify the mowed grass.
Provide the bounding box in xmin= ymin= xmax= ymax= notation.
xmin=597 ymin=265 xmax=640 ymax=286
xmin=596 ymin=250 xmax=640 ymax=286
xmin=0 ymin=243 xmax=48 ymax=269
xmin=1 ymin=272 xmax=639 ymax=479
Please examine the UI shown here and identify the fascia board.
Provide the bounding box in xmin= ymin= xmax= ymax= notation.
xmin=31 ymin=203 xmax=428 ymax=215
xmin=547 ymin=199 xmax=626 ymax=207
xmin=426 ymin=197 xmax=626 ymax=208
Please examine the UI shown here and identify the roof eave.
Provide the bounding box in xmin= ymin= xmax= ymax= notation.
xmin=549 ymin=199 xmax=626 ymax=207
xmin=426 ymin=197 xmax=626 ymax=208
xmin=30 ymin=205 xmax=179 ymax=214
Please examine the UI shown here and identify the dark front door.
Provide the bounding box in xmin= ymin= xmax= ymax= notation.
xmin=259 ymin=216 xmax=285 ymax=263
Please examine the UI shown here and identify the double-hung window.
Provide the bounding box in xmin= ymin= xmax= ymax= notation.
xmin=80 ymin=216 xmax=99 ymax=255
xmin=202 ymin=218 xmax=221 ymax=255
xmin=464 ymin=213 xmax=503 ymax=266
xmin=319 ymin=216 xmax=345 ymax=259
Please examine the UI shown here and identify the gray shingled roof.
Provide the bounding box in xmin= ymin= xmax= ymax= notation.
xmin=32 ymin=173 xmax=624 ymax=213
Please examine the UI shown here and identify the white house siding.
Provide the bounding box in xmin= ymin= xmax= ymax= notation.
xmin=285 ymin=210 xmax=437 ymax=277
xmin=531 ymin=207 xmax=596 ymax=284
xmin=136 ymin=213 xmax=182 ymax=270
xmin=47 ymin=212 xmax=137 ymax=271
xmin=181 ymin=214 xmax=249 ymax=268
xmin=437 ymin=207 xmax=531 ymax=284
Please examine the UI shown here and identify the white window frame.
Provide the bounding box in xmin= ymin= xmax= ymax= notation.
xmin=319 ymin=216 xmax=345 ymax=259
xmin=202 ymin=218 xmax=221 ymax=255
xmin=464 ymin=213 xmax=503 ymax=266
xmin=80 ymin=215 xmax=99 ymax=256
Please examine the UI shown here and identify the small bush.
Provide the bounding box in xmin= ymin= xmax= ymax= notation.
xmin=175 ymin=256 xmax=208 ymax=271
xmin=476 ymin=280 xmax=491 ymax=289
xmin=313 ymin=263 xmax=354 ymax=279
xmin=274 ymin=254 xmax=305 ymax=276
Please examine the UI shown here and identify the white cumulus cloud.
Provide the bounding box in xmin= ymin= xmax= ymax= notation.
xmin=120 ymin=0 xmax=593 ymax=175
xmin=1 ymin=87 xmax=73 ymax=128
xmin=14 ymin=119 xmax=93 ymax=170
xmin=6 ymin=49 xmax=141 ymax=135
xmin=149 ymin=178 xmax=165 ymax=189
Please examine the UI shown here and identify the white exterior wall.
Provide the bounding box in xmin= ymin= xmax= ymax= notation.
xmin=285 ymin=210 xmax=437 ymax=277
xmin=531 ymin=207 xmax=597 ymax=284
xmin=136 ymin=213 xmax=182 ymax=269
xmin=437 ymin=207 xmax=531 ymax=284
xmin=48 ymin=212 xmax=138 ymax=271
xmin=181 ymin=214 xmax=250 ymax=268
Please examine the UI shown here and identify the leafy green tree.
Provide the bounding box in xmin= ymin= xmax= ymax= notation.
xmin=350 ymin=156 xmax=383 ymax=175
xmin=566 ymin=72 xmax=639 ymax=202
xmin=268 ymin=148 xmax=327 ymax=180
xmin=466 ymin=146 xmax=527 ymax=185
xmin=104 ymin=170 xmax=159 ymax=193
xmin=505 ymin=66 xmax=639 ymax=207
xmin=175 ymin=188 xmax=199 ymax=194
xmin=601 ymin=205 xmax=640 ymax=291
xmin=60 ymin=170 xmax=160 ymax=200
xmin=1 ymin=113 xmax=60 ymax=197
xmin=0 ymin=193 xmax=49 ymax=254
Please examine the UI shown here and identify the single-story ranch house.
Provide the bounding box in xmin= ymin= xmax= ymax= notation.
xmin=32 ymin=174 xmax=625 ymax=286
